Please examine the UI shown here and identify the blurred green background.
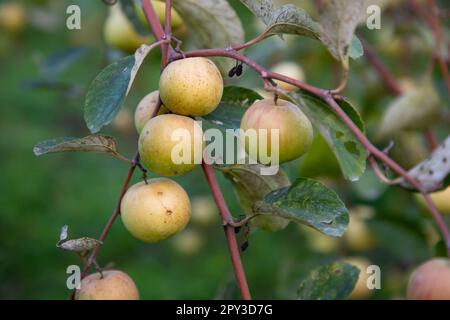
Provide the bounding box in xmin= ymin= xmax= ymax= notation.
xmin=0 ymin=0 xmax=449 ymax=299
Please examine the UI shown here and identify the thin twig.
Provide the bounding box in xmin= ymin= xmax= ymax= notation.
xmin=368 ymin=156 xmax=402 ymax=185
xmin=70 ymin=152 xmax=140 ymax=299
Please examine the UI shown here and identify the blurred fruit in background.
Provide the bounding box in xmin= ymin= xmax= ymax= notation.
xmin=407 ymin=258 xmax=450 ymax=300
xmin=135 ymin=0 xmax=183 ymax=30
xmin=172 ymin=228 xmax=204 ymax=256
xmin=104 ymin=4 xmax=151 ymax=53
xmin=344 ymin=257 xmax=372 ymax=300
xmin=299 ymin=224 xmax=339 ymax=254
xmin=112 ymin=108 xmax=134 ymax=135
xmin=191 ymin=195 xmax=218 ymax=227
xmin=0 ymin=2 xmax=26 ymax=35
xmin=344 ymin=206 xmax=376 ymax=252
xmin=415 ymin=186 xmax=450 ymax=215
xmin=270 ymin=62 xmax=305 ymax=92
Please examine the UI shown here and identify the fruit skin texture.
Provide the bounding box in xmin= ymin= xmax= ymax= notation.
xmin=121 ymin=179 xmax=191 ymax=243
xmin=344 ymin=257 xmax=372 ymax=300
xmin=134 ymin=91 xmax=169 ymax=133
xmin=136 ymin=1 xmax=183 ymax=29
xmin=270 ymin=62 xmax=305 ymax=92
xmin=416 ymin=186 xmax=450 ymax=215
xmin=407 ymin=258 xmax=450 ymax=300
xmin=0 ymin=3 xmax=26 ymax=34
xmin=159 ymin=57 xmax=223 ymax=116
xmin=104 ymin=5 xmax=150 ymax=53
xmin=139 ymin=114 xmax=204 ymax=176
xmin=240 ymin=99 xmax=313 ymax=164
xmin=75 ymin=270 xmax=139 ymax=300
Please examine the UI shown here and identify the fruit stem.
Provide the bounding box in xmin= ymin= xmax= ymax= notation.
xmin=202 ymin=162 xmax=252 ymax=300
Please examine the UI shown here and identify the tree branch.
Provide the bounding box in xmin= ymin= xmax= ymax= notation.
xmin=174 ymin=46 xmax=450 ymax=256
xmin=202 ymin=162 xmax=252 ymax=300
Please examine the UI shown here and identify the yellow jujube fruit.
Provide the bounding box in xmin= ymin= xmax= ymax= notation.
xmin=159 ymin=57 xmax=224 ymax=116
xmin=121 ymin=179 xmax=191 ymax=243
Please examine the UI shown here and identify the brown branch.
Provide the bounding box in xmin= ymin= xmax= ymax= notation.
xmin=202 ymin=162 xmax=252 ymax=300
xmin=70 ymin=151 xmax=140 ymax=299
xmin=360 ymin=38 xmax=403 ymax=96
xmin=411 ymin=0 xmax=450 ymax=93
xmin=142 ymin=0 xmax=252 ymax=300
xmin=175 ymin=46 xmax=450 ymax=256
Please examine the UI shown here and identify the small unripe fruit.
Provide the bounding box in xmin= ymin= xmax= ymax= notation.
xmin=270 ymin=62 xmax=305 ymax=92
xmin=104 ymin=5 xmax=150 ymax=53
xmin=136 ymin=1 xmax=183 ymax=30
xmin=75 ymin=270 xmax=139 ymax=300
xmin=134 ymin=91 xmax=169 ymax=133
xmin=121 ymin=179 xmax=191 ymax=243
xmin=139 ymin=114 xmax=204 ymax=176
xmin=344 ymin=257 xmax=372 ymax=300
xmin=407 ymin=258 xmax=450 ymax=300
xmin=240 ymin=99 xmax=313 ymax=164
xmin=159 ymin=57 xmax=224 ymax=116
xmin=0 ymin=3 xmax=26 ymax=34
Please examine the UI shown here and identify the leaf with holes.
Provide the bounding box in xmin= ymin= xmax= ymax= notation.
xmin=33 ymin=135 xmax=129 ymax=162
xmin=253 ymin=178 xmax=349 ymax=236
xmin=240 ymin=0 xmax=362 ymax=59
xmin=318 ymin=0 xmax=365 ymax=68
xmin=400 ymin=135 xmax=450 ymax=192
xmin=203 ymin=86 xmax=263 ymax=130
xmin=289 ymin=91 xmax=366 ymax=181
xmin=172 ymin=0 xmax=244 ymax=72
xmin=84 ymin=43 xmax=159 ymax=133
xmin=297 ymin=261 xmax=359 ymax=300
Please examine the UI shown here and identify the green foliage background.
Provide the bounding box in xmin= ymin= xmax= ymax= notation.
xmin=0 ymin=0 xmax=448 ymax=299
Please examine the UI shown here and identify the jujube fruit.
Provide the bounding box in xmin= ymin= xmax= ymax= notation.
xmin=159 ymin=57 xmax=223 ymax=116
xmin=139 ymin=114 xmax=204 ymax=176
xmin=121 ymin=179 xmax=191 ymax=243
xmin=75 ymin=270 xmax=139 ymax=300
xmin=240 ymin=98 xmax=313 ymax=164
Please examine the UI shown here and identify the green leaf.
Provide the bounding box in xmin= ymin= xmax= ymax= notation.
xmin=33 ymin=135 xmax=129 ymax=162
xmin=217 ymin=163 xmax=291 ymax=216
xmin=172 ymin=0 xmax=244 ymax=71
xmin=400 ymin=135 xmax=450 ymax=192
xmin=217 ymin=163 xmax=291 ymax=232
xmin=297 ymin=261 xmax=359 ymax=300
xmin=202 ymin=86 xmax=263 ymax=130
xmin=289 ymin=91 xmax=366 ymax=181
xmin=377 ymin=79 xmax=441 ymax=140
xmin=241 ymin=1 xmax=321 ymax=40
xmin=253 ymin=178 xmax=349 ymax=236
xmin=240 ymin=1 xmax=362 ymax=59
xmin=84 ymin=43 xmax=158 ymax=133
xmin=318 ymin=0 xmax=365 ymax=68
